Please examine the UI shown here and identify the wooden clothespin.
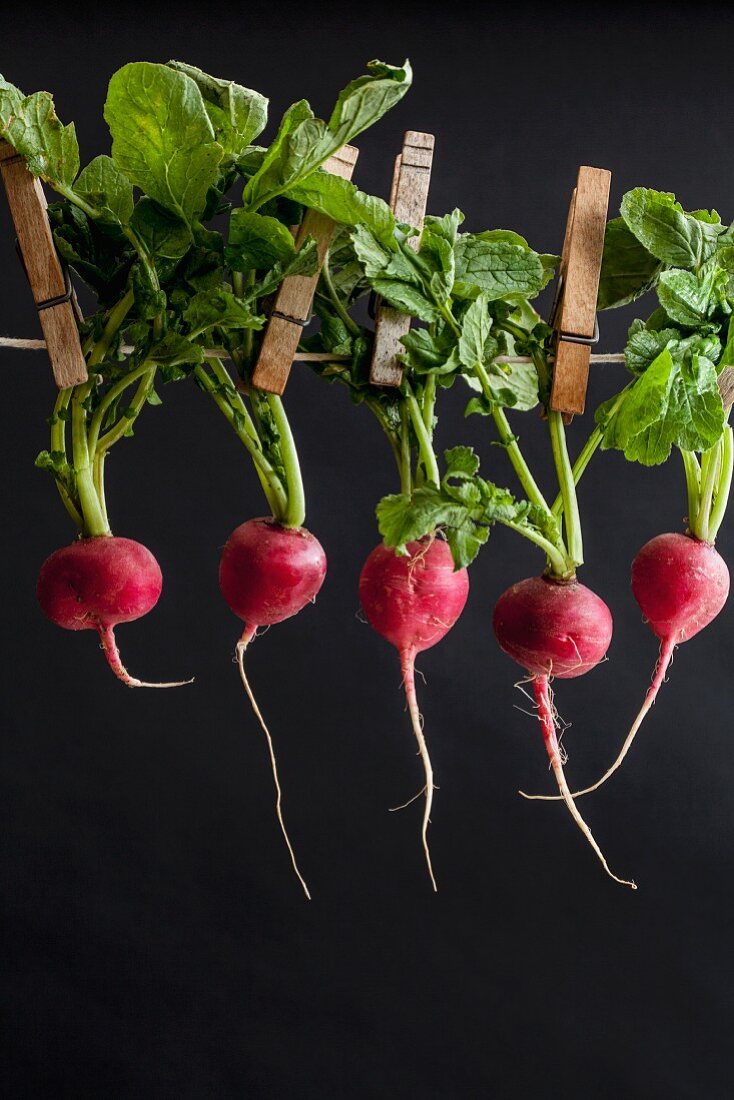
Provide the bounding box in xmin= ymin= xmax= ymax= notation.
xmin=251 ymin=144 xmax=359 ymax=395
xmin=0 ymin=141 xmax=87 ymax=388
xmin=718 ymin=368 xmax=734 ymax=410
xmin=549 ymin=166 xmax=611 ymax=417
xmin=369 ymin=131 xmax=434 ymax=387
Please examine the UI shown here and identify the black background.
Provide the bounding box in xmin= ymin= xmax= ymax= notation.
xmin=3 ymin=4 xmax=734 ymax=1096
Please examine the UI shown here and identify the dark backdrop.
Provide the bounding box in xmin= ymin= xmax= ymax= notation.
xmin=3 ymin=4 xmax=734 ymax=1096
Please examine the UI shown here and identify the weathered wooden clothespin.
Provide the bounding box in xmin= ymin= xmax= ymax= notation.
xmin=251 ymin=144 xmax=359 ymax=395
xmin=718 ymin=368 xmax=734 ymax=410
xmin=549 ymin=166 xmax=611 ymax=417
xmin=369 ymin=131 xmax=434 ymax=387
xmin=0 ymin=140 xmax=87 ymax=388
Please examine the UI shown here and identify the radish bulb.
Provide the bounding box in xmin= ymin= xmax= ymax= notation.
xmin=493 ymin=574 xmax=635 ymax=889
xmin=359 ymin=536 xmax=469 ymax=891
xmin=219 ymin=517 xmax=327 ymax=899
xmin=37 ymin=536 xmax=189 ymax=688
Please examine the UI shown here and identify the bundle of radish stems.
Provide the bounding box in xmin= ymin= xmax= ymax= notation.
xmin=3 ymin=61 xmax=732 ymax=896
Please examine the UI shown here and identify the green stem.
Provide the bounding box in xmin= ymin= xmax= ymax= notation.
xmin=399 ymin=404 xmax=412 ymax=496
xmin=491 ymin=402 xmax=552 ymax=517
xmin=90 ymin=290 xmax=135 ymax=369
xmin=549 ymin=408 xmax=583 ymax=567
xmin=94 ymin=367 xmax=156 ymax=456
xmin=694 ymin=442 xmax=720 ymax=540
xmin=550 ymin=387 xmax=632 ymax=518
xmin=266 ymin=394 xmax=305 ymax=528
xmin=50 ymin=389 xmax=84 ymax=529
xmin=500 ymin=519 xmax=571 ymax=579
xmin=405 ymin=388 xmax=440 ymax=487
xmin=471 ymin=360 xmax=552 ymax=515
xmin=364 ymin=396 xmax=403 ymax=480
xmin=321 ymin=253 xmax=360 ymax=336
xmin=87 ymin=362 xmax=152 ymax=456
xmin=194 ymin=364 xmax=288 ymax=521
xmin=71 ymin=389 xmax=109 ymax=537
xmin=708 ymin=427 xmax=734 ymax=541
xmin=681 ymin=449 xmax=702 ymax=532
xmin=422 ymin=373 xmax=436 ymax=434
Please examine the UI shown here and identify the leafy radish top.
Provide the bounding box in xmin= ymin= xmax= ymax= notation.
xmin=0 ymin=59 xmax=411 ymax=531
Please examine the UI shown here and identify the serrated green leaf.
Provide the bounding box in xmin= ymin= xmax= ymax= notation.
xmin=184 ymin=286 xmax=264 ymax=335
xmin=287 ymin=170 xmax=396 ymax=249
xmin=370 ymin=279 xmax=439 ymax=323
xmin=377 ymin=488 xmax=469 ymax=550
xmin=657 ymin=267 xmax=721 ymax=327
xmin=130 ymin=198 xmax=192 ymax=259
xmin=443 ymin=445 xmax=480 ymax=480
xmin=1 ymin=89 xmax=79 ymax=187
xmin=458 ymin=294 xmax=492 ymax=369
xmin=166 ymin=61 xmax=267 ymax=157
xmin=453 ymin=237 xmax=547 ymax=301
xmin=225 ymin=210 xmax=295 ymax=271
xmin=244 ymin=60 xmax=411 ymax=211
xmin=105 ymin=62 xmax=223 ymax=225
xmin=599 ymin=347 xmax=725 ymax=464
xmin=75 ymin=155 xmax=133 ymax=225
xmin=620 ymin=188 xmax=724 ymax=268
xmin=597 ymin=217 xmax=663 ymax=310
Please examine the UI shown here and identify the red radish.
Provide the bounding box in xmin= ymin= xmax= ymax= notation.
xmin=493 ymin=574 xmax=635 ymax=889
xmin=359 ymin=536 xmax=469 ymax=891
xmin=37 ymin=535 xmax=188 ymax=688
xmin=542 ymin=532 xmax=730 ymax=799
xmin=219 ymin=517 xmax=327 ymax=900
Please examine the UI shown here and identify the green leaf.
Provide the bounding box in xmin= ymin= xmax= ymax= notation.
xmin=74 ymin=155 xmax=133 ymax=225
xmin=620 ymin=188 xmax=724 ymax=268
xmin=453 ymin=237 xmax=547 ymax=301
xmin=443 ymin=444 xmax=480 ymax=479
xmin=599 ymin=347 xmax=725 ymax=464
xmin=148 ymin=333 xmax=205 ymax=377
xmin=400 ymin=327 xmax=458 ymax=376
xmin=250 ymin=237 xmax=320 ymax=300
xmin=597 ymin=217 xmax=662 ymax=310
xmin=184 ymin=286 xmax=264 ymax=335
xmin=226 ymin=210 xmax=296 ymax=271
xmin=0 ymin=74 xmax=23 ymax=129
xmin=370 ymin=279 xmax=439 ymax=322
xmin=129 ymin=198 xmax=192 ymax=260
xmin=423 ymin=210 xmax=464 ymax=245
xmin=0 ymin=88 xmax=79 ymax=187
xmin=327 ymin=59 xmax=411 ymax=141
xmin=166 ymin=61 xmax=267 ymax=157
xmin=244 ymin=60 xmax=411 ymax=210
xmin=623 ymin=320 xmax=679 ymax=374
xmin=105 ymin=62 xmax=223 ymax=224
xmin=458 ymin=294 xmax=492 ymax=369
xmin=377 ymin=489 xmax=470 ymax=550
xmin=657 ymin=267 xmax=720 ymax=327
xmin=287 ymin=170 xmax=396 ymax=248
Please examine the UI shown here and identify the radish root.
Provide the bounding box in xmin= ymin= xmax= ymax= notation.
xmin=400 ymin=647 xmax=438 ymax=892
xmin=98 ymin=625 xmax=194 ymax=689
xmin=521 ymin=639 xmax=675 ymax=802
xmin=236 ymin=627 xmax=311 ymax=901
xmin=533 ymin=676 xmax=636 ymax=890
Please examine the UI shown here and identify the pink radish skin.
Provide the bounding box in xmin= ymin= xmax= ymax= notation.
xmin=494 ymin=575 xmax=635 ymax=889
xmin=37 ymin=536 xmax=187 ymax=689
xmin=359 ymin=537 xmax=469 ymax=891
xmin=541 ymin=532 xmax=730 ymax=800
xmin=219 ymin=518 xmax=327 ymax=900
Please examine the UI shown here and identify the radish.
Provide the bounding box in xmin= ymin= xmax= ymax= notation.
xmin=531 ymin=531 xmax=730 ymax=800
xmin=37 ymin=535 xmax=187 ymax=688
xmin=493 ymin=574 xmax=636 ymax=889
xmin=219 ymin=517 xmax=327 ymax=900
xmin=359 ymin=536 xmax=469 ymax=891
